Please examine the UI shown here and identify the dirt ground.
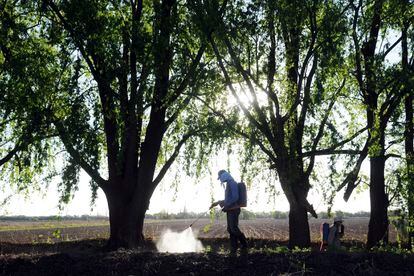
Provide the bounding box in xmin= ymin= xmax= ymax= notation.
xmin=0 ymin=238 xmax=413 ymax=275
xmin=0 ymin=218 xmax=411 ymax=275
xmin=0 ymin=218 xmax=397 ymax=244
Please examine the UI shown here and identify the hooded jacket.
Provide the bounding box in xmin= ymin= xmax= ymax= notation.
xmin=218 ymin=171 xmax=239 ymax=210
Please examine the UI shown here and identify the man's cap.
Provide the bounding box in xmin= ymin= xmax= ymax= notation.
xmin=217 ymin=169 xmax=227 ymax=180
xmin=334 ymin=217 xmax=343 ymax=223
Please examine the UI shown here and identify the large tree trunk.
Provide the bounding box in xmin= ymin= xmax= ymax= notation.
xmin=288 ymin=198 xmax=311 ymax=248
xmin=405 ymin=94 xmax=414 ymax=250
xmin=104 ymin=180 xmax=150 ymax=249
xmin=106 ymin=199 xmax=144 ymax=249
xmin=357 ymin=0 xmax=387 ymax=249
xmin=405 ymin=88 xmax=414 ymax=249
xmin=367 ymin=154 xmax=389 ymax=248
xmin=278 ymin=159 xmax=312 ymax=248
xmin=402 ymin=19 xmax=414 ymax=250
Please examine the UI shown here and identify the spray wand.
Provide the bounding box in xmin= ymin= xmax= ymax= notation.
xmin=188 ymin=208 xmax=212 ymax=228
xmin=188 ymin=202 xmax=224 ymax=228
xmin=189 ymin=214 xmax=204 ymax=228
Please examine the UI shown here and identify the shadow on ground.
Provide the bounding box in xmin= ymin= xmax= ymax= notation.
xmin=0 ymin=238 xmax=413 ymax=275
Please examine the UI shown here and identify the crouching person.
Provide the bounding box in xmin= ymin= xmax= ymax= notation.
xmin=328 ymin=217 xmax=345 ymax=251
xmin=210 ymin=170 xmax=248 ymax=255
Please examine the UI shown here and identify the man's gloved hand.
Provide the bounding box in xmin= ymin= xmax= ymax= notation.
xmin=209 ymin=201 xmax=219 ymax=209
xmin=210 ymin=201 xmax=224 ymax=209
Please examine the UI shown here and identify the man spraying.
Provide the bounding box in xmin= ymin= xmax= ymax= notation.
xmin=210 ymin=170 xmax=248 ymax=254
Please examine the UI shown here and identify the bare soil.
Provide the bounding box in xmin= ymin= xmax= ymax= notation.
xmin=0 ymin=238 xmax=413 ymax=275
xmin=0 ymin=218 xmax=396 ymax=244
xmin=0 ymin=218 xmax=411 ymax=275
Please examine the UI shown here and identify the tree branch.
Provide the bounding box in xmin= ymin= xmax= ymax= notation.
xmin=46 ymin=1 xmax=99 ymax=81
xmin=152 ymin=128 xmax=206 ymax=187
xmin=352 ymin=0 xmax=365 ymax=95
xmin=282 ymin=5 xmax=318 ymax=122
xmin=0 ymin=144 xmax=20 ymax=167
xmin=385 ymin=153 xmax=402 ymax=160
xmin=337 ymin=140 xmax=369 ymax=201
xmin=167 ymin=43 xmax=206 ymax=105
xmin=195 ymin=95 xmax=277 ymax=162
xmin=379 ymin=35 xmax=402 ymax=61
xmin=265 ymin=0 xmax=281 ymax=136
xmin=208 ymin=34 xmax=267 ymax=137
xmin=221 ymin=33 xmax=274 ymax=139
xmin=302 ymin=125 xmax=367 ymax=157
xmin=164 ymin=95 xmax=192 ymax=130
xmin=302 ymin=149 xmax=362 ymax=157
xmin=305 ymin=78 xmax=344 ymax=177
xmin=298 ymin=54 xmax=318 ymax=140
xmin=47 ymin=1 xmax=120 ymax=178
xmin=295 ymin=11 xmax=318 ymax=120
xmin=53 ymin=120 xmax=108 ymax=189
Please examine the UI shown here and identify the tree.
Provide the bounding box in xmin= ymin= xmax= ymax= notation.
xmin=401 ymin=0 xmax=414 ymax=249
xmin=191 ymin=0 xmax=362 ymax=247
xmin=339 ymin=0 xmax=413 ymax=248
xmin=35 ymin=0 xmax=220 ymax=248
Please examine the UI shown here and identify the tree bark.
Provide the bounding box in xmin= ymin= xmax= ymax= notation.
xmin=361 ymin=0 xmax=388 ymax=249
xmin=104 ymin=182 xmax=149 ymax=249
xmin=366 ymin=101 xmax=389 ymax=249
xmin=288 ymin=200 xmax=311 ymax=248
xmin=406 ymin=94 xmax=414 ymax=249
xmin=367 ymin=154 xmax=389 ymax=248
xmin=403 ymin=20 xmax=414 ymax=249
xmin=277 ymin=156 xmax=313 ymax=248
xmin=405 ymin=89 xmax=413 ymax=249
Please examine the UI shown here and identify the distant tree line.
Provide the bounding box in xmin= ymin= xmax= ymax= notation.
xmin=0 ymin=215 xmax=108 ymax=221
xmin=145 ymin=210 xmax=373 ymax=220
xmin=0 ymin=210 xmax=373 ymax=222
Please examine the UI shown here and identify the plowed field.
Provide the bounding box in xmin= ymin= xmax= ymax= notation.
xmin=0 ymin=218 xmax=411 ymax=276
